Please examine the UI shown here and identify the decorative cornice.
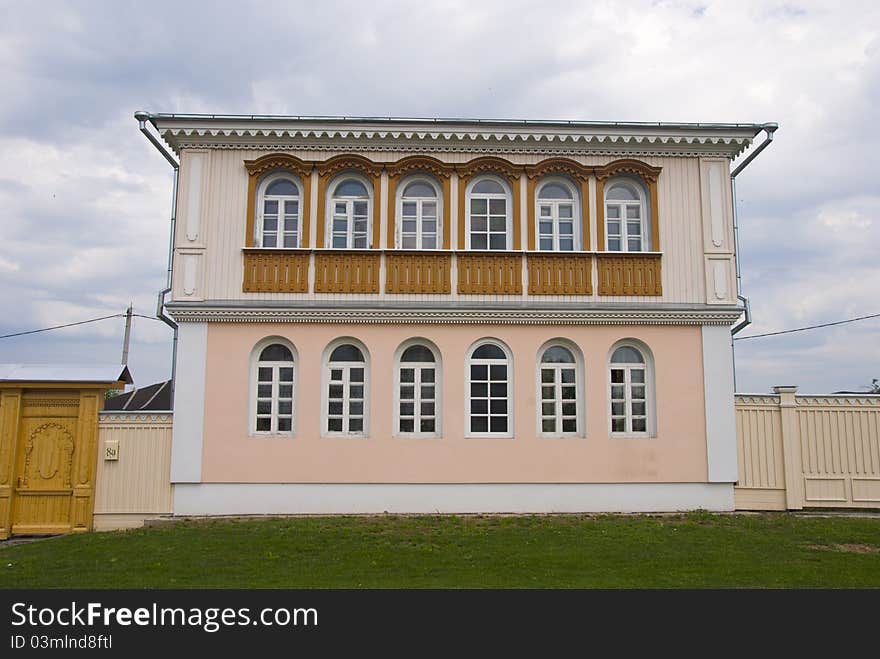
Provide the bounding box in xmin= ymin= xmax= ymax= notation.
xmin=735 ymin=394 xmax=781 ymax=406
xmin=796 ymin=396 xmax=880 ymax=407
xmin=165 ymin=304 xmax=743 ymax=326
xmin=455 ymin=156 xmax=524 ymax=181
xmin=385 ymin=154 xmax=454 ymax=178
xmin=244 ymin=153 xmax=313 ymax=179
xmin=98 ymin=412 xmax=173 ymax=424
xmin=525 ymin=157 xmax=593 ymax=181
xmin=316 ymin=153 xmax=384 ymax=178
xmin=158 ymin=126 xmax=753 ymax=159
xmin=596 ymin=158 xmax=663 ymax=183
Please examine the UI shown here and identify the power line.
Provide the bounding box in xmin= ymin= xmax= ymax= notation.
xmin=734 ymin=312 xmax=880 ymax=341
xmin=0 ymin=313 xmax=124 ymax=339
xmin=0 ymin=311 xmax=163 ymax=340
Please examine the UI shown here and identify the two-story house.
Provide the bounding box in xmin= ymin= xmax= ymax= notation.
xmin=137 ymin=113 xmax=774 ymax=515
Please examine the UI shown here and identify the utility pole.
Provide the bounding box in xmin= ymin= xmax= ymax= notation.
xmin=121 ymin=304 xmax=133 ymax=365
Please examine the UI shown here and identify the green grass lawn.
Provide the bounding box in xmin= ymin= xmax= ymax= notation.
xmin=1 ymin=513 xmax=879 ymax=588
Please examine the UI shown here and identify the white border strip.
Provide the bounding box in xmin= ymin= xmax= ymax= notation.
xmin=170 ymin=322 xmax=207 ymax=482
xmin=174 ymin=483 xmax=734 ymax=515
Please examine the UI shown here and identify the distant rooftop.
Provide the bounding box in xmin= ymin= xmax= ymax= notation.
xmin=0 ymin=363 xmax=132 ymax=384
xmin=103 ymin=380 xmax=172 ymax=412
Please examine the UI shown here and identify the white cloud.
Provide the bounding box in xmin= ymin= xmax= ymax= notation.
xmin=0 ymin=0 xmax=878 ymax=392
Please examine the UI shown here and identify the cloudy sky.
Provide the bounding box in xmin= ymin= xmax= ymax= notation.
xmin=0 ymin=0 xmax=877 ymax=394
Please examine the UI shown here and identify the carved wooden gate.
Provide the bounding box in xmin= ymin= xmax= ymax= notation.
xmin=0 ymin=389 xmax=102 ymax=538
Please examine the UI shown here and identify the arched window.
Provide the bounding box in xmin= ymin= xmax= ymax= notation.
xmin=397 ymin=177 xmax=441 ymax=249
xmin=328 ymin=176 xmax=372 ymax=249
xmin=539 ymin=344 xmax=581 ymax=436
xmin=605 ymin=178 xmax=649 ymax=252
xmin=324 ymin=341 xmax=368 ymax=435
xmin=536 ymin=178 xmax=579 ymax=251
xmin=467 ymin=340 xmax=512 ymax=436
xmin=257 ymin=174 xmax=302 ymax=248
xmin=609 ymin=344 xmax=652 ymax=436
xmin=395 ymin=341 xmax=441 ymax=437
xmin=253 ymin=341 xmax=295 ymax=434
xmin=466 ymin=176 xmax=512 ymax=250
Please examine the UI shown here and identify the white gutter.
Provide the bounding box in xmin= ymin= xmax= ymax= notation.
xmin=135 ymin=110 xmax=180 ymax=403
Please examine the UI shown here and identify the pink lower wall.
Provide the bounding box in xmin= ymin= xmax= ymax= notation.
xmin=200 ymin=323 xmax=708 ymax=484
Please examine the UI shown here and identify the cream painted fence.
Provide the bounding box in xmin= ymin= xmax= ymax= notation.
xmin=93 ymin=412 xmax=173 ymax=530
xmin=735 ymin=388 xmax=880 ymax=510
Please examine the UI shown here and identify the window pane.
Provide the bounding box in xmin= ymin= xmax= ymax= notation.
xmin=542 ymin=419 xmax=555 ymax=432
xmin=256 ymin=417 xmax=271 ymax=431
xmin=562 ymin=402 xmax=576 ymax=416
xmin=257 ymin=401 xmax=271 ymax=415
xmin=263 ymin=217 xmax=278 ymax=231
xmin=279 ymin=367 xmax=293 ymax=381
xmin=539 ymin=221 xmax=553 ymax=234
xmin=607 ymin=184 xmax=637 ymax=200
xmin=402 ymin=345 xmax=435 ymax=362
xmin=263 ymin=235 xmax=277 ymax=248
xmin=266 ymin=179 xmax=299 ymax=196
xmin=559 ymin=222 xmax=573 ymax=236
xmin=607 ymin=206 xmax=620 ymax=219
xmin=473 ymin=179 xmax=505 ymax=194
xmin=350 ymin=385 xmax=364 ymax=399
xmin=278 ymin=401 xmax=292 ymax=415
xmin=421 ymin=402 xmax=435 ymax=416
xmin=628 ymin=239 xmax=642 ymax=251
xmin=472 ymin=216 xmax=487 ymax=232
xmin=612 ymin=418 xmax=625 ymax=432
xmin=423 ymin=236 xmax=436 ymax=249
xmin=402 ymin=203 xmax=417 ymax=217
xmin=470 ymin=198 xmax=487 ymax=214
xmin=261 ymin=344 xmax=293 ymax=362
xmin=328 ymin=418 xmax=343 ymax=432
xmin=632 ymin=418 xmax=647 ymax=432
xmin=471 ymin=234 xmax=487 ymax=249
xmin=422 ymin=202 xmax=437 ymax=216
xmin=283 ymin=234 xmax=298 ymax=248
xmin=608 ymin=238 xmax=621 ymax=251
xmin=561 ymin=386 xmax=576 ymax=400
xmin=562 ymin=418 xmax=577 ymax=433
xmin=471 ymin=364 xmax=488 ymax=379
xmin=471 ymin=416 xmax=489 ymax=433
xmin=421 ymin=385 xmax=434 ymax=399
xmin=611 ymin=347 xmax=644 ymax=364
xmin=489 ymin=217 xmax=506 ymax=232
xmin=631 ymin=370 xmax=645 ymax=383
xmin=490 ymin=399 xmax=507 ymax=414
xmin=329 ymin=401 xmax=342 ymax=415
xmin=542 ymin=346 xmax=575 ymax=363
xmin=403 ymin=181 xmax=436 ymax=197
xmin=558 ymin=204 xmax=573 ymax=218
xmin=631 ymin=385 xmax=646 ymax=399
xmin=336 ymin=180 xmax=368 ymax=196
xmin=258 ymin=367 xmax=273 ymax=382
xmin=330 ymin=345 xmax=365 ymax=362
xmin=402 ymin=236 xmax=417 ymax=248
xmin=626 ymin=205 xmax=641 ymax=219
xmin=350 ymin=401 xmax=364 ymax=415
xmin=607 ymin=221 xmax=620 ymax=236
xmin=400 ymin=368 xmax=415 ymax=383
xmin=561 ymin=369 xmax=575 ymax=383
xmin=422 ymin=369 xmax=435 ymax=383
xmin=473 ymin=345 xmax=505 ymax=360
xmin=538 ymin=183 xmax=572 ymax=199
xmin=421 ymin=419 xmax=435 ymax=433
xmin=542 ymin=402 xmax=555 ymax=416
xmin=490 ymin=417 xmax=507 ymax=432
xmin=329 ymin=384 xmax=343 ymax=399
xmin=471 ymin=382 xmax=488 ymax=397
xmin=400 ymin=419 xmax=414 ymax=432
xmin=489 ymin=199 xmax=506 ymax=215
xmin=349 ymin=418 xmax=363 ymax=432
xmin=542 ymin=386 xmax=555 ymax=400
xmin=400 ymin=402 xmax=414 ymax=416
xmin=489 ymin=364 xmax=507 ymax=380
xmin=489 ymin=383 xmax=506 ymax=397
xmin=611 ymin=369 xmax=625 ymax=383
xmin=350 ymin=367 xmax=364 ymax=382
xmin=540 ymin=239 xmax=553 ymax=250
xmin=489 ymin=234 xmax=507 ymax=250
xmin=541 ymin=369 xmax=554 ymax=383
xmin=332 ymin=236 xmax=347 ymax=248
xmin=471 ymin=399 xmax=488 ymax=414
xmin=612 ymin=402 xmax=625 ymax=415
xmin=330 ymin=369 xmax=342 ymax=381
xmin=632 ymin=401 xmax=646 ymax=416
xmin=258 ymin=384 xmax=271 ymax=397
xmin=400 ymin=385 xmax=414 ymax=400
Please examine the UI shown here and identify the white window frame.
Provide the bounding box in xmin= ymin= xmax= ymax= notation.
xmin=465 ymin=175 xmax=513 ymax=251
xmin=607 ymin=340 xmax=656 ymax=439
xmin=326 ymin=173 xmax=373 ymax=249
xmin=256 ymin=173 xmax=303 ymax=249
xmin=535 ymin=340 xmax=585 ymax=438
xmin=604 ymin=177 xmax=650 ymax=252
xmin=321 ymin=338 xmax=370 ymax=438
xmin=535 ymin=177 xmax=581 ymax=252
xmin=465 ymin=338 xmax=514 ymax=439
xmin=393 ymin=339 xmax=442 ymax=439
xmin=248 ymin=337 xmax=297 ymax=437
xmin=396 ymin=175 xmax=443 ymax=250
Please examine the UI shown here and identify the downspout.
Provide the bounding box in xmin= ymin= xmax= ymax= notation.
xmin=729 ymin=122 xmax=778 ymax=389
xmin=135 ymin=111 xmax=180 ymax=404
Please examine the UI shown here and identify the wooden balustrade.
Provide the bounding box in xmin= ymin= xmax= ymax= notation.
xmin=314 ymin=251 xmax=381 ymax=293
xmin=242 ymin=249 xmax=663 ymax=297
xmin=242 ymin=250 xmax=310 ymax=293
xmin=596 ymin=254 xmax=662 ymax=296
xmin=527 ymin=254 xmax=592 ymax=295
xmin=386 ymin=253 xmax=451 ymax=294
xmin=457 ymin=254 xmax=522 ymax=295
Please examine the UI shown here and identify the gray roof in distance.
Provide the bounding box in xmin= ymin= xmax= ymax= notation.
xmin=0 ymin=363 xmax=133 ymax=384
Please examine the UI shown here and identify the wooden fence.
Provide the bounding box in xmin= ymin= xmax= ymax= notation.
xmin=735 ymin=387 xmax=880 ymax=510
xmin=93 ymin=412 xmax=173 ymax=530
